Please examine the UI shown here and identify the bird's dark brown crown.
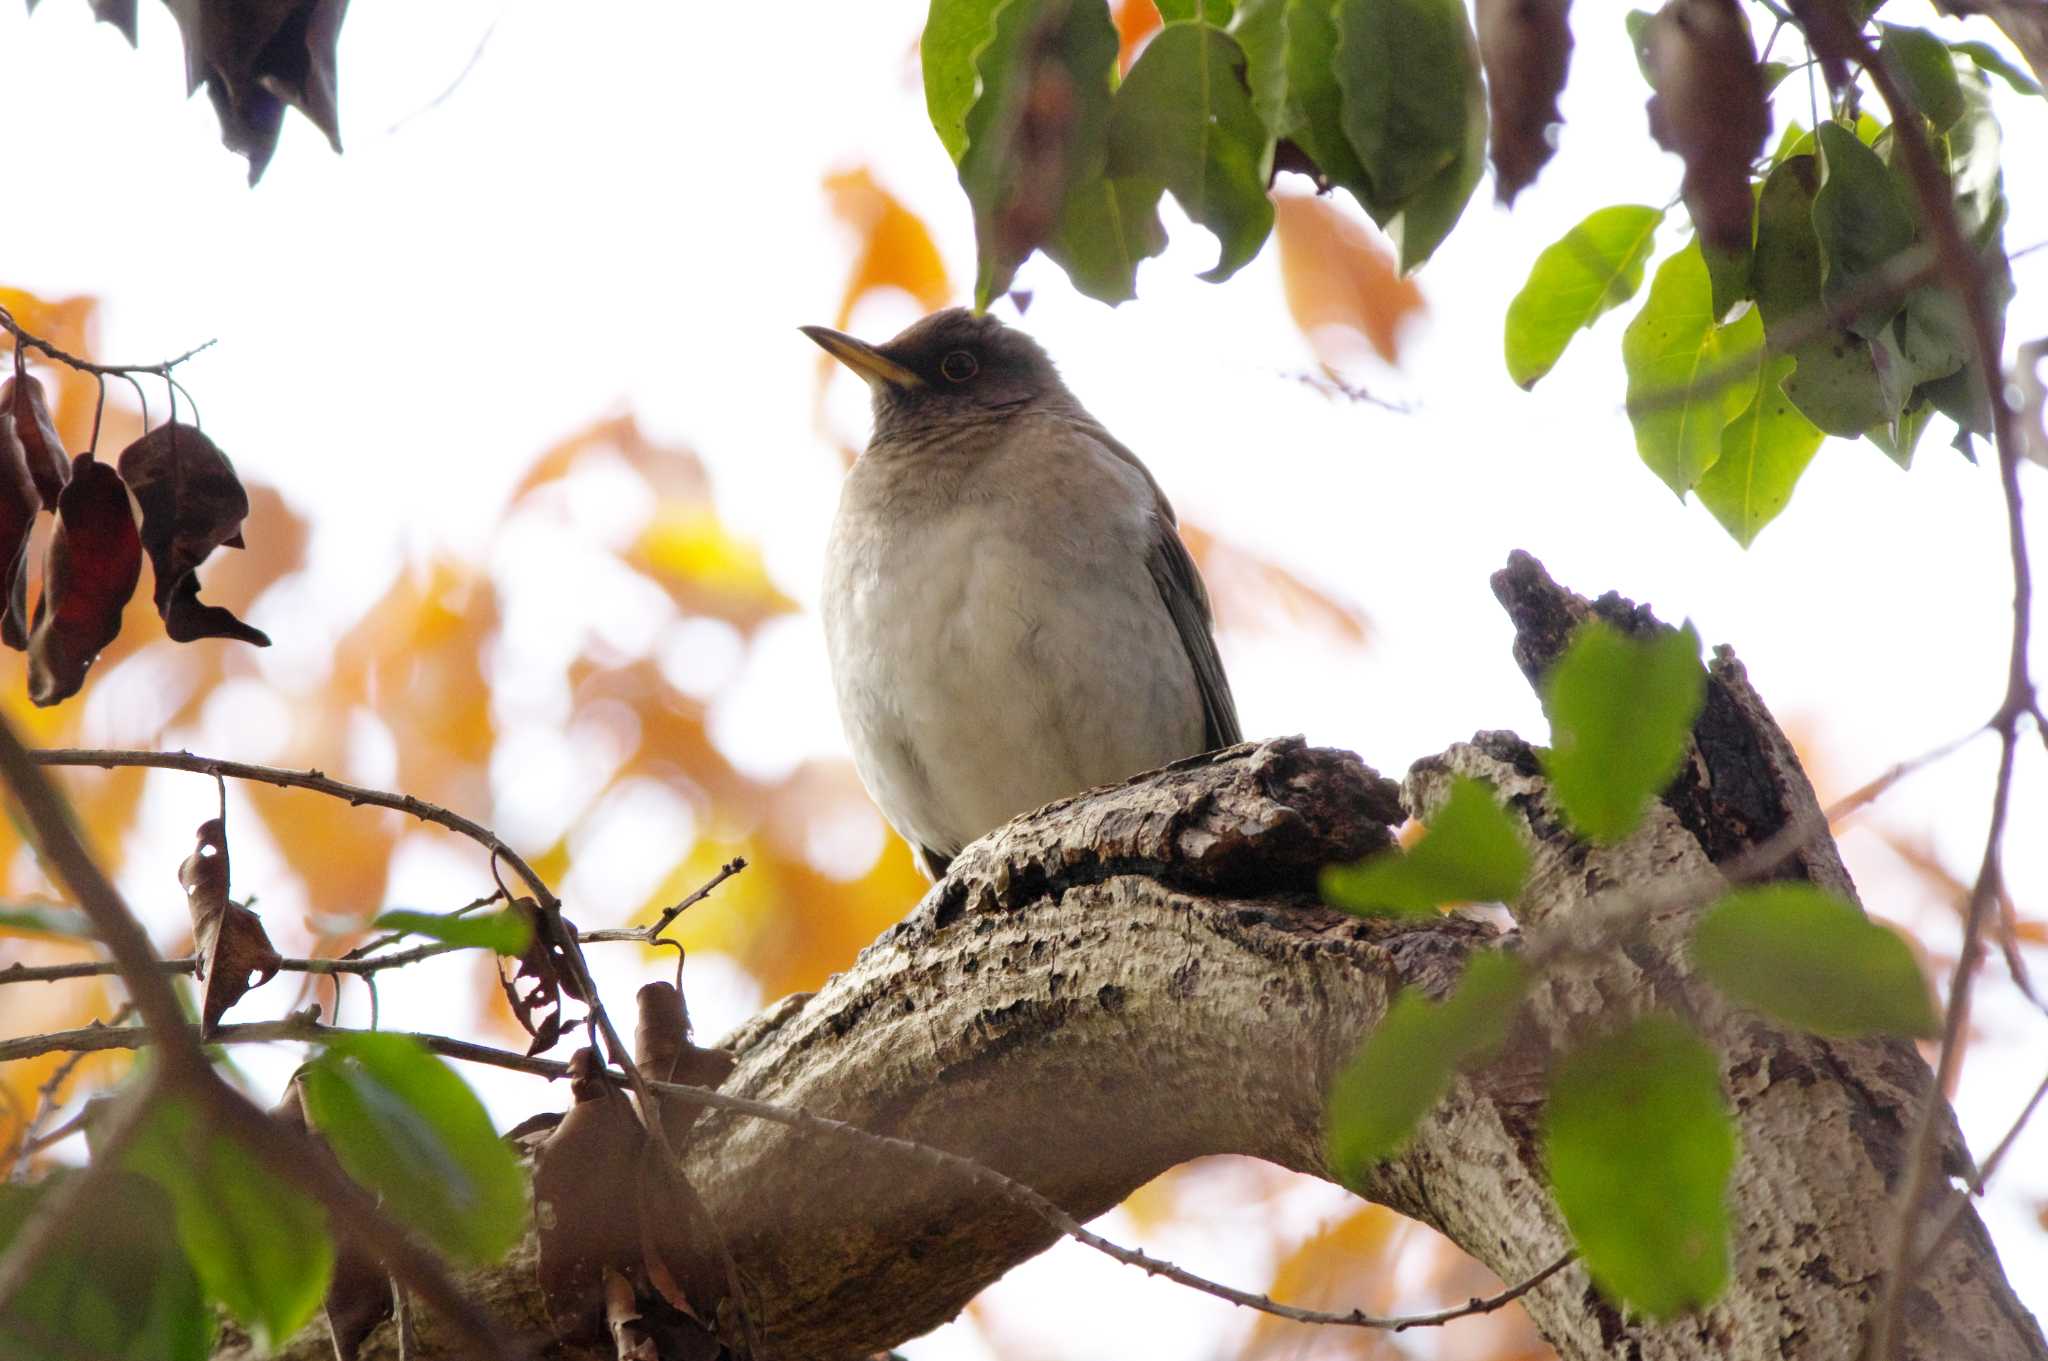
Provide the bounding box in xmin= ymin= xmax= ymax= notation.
xmin=872 ymin=308 xmax=1062 ymax=411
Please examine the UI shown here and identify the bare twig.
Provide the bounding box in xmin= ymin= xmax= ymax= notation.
xmin=1839 ymin=19 xmax=2039 ymax=1359
xmin=579 ymin=857 xmax=747 ymax=944
xmin=0 ymin=1008 xmax=1573 ymax=1335
xmin=0 ymin=308 xmax=217 ymax=383
xmin=0 ymin=723 xmax=512 ymax=1359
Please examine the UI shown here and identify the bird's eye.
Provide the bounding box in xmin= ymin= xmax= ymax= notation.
xmin=940 ymin=350 xmax=979 ymax=383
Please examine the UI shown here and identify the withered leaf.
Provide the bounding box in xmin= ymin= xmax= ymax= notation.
xmin=0 ymin=416 xmax=40 ymax=652
xmin=1478 ymin=0 xmax=1573 ymax=204
xmin=272 ymin=1078 xmax=392 ymax=1361
xmin=635 ymin=980 xmax=735 ymax=1146
xmin=499 ymin=898 xmax=588 ymax=1056
xmin=1646 ymin=0 xmax=1770 ymax=252
xmin=28 ymin=453 xmax=141 ymax=707
xmin=161 ymin=0 xmax=349 ymax=184
xmin=635 ymin=1141 xmax=724 ymax=1327
xmin=183 ymin=818 xmax=282 ymax=1035
xmin=605 ymin=1268 xmax=660 ymax=1361
xmin=1 ymin=372 xmax=71 ymax=508
xmin=534 ymin=1049 xmax=646 ymax=1341
xmin=118 ymin=423 xmax=269 ymax=647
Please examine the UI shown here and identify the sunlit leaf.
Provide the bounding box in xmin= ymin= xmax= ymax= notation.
xmin=1505 ymin=204 xmax=1664 ymax=389
xmin=1621 ymin=242 xmax=1761 ymax=494
xmin=1321 ymin=777 xmax=1529 ymax=916
xmin=125 ymin=1094 xmax=333 ymax=1350
xmin=301 ymin=1032 xmax=527 ymax=1264
xmin=1543 ymin=1016 xmax=1735 ymax=1317
xmin=825 ymin=167 xmax=953 ymax=327
xmin=1693 ymin=885 xmax=1939 ymax=1037
xmin=924 ymin=0 xmax=1007 ymax=162
xmin=1541 ymin=618 xmax=1706 ymax=844
xmin=1695 ymin=352 xmax=1827 ymax=545
xmin=1327 ymin=952 xmax=1528 ymax=1177
xmin=372 ymin=907 xmax=532 ymax=955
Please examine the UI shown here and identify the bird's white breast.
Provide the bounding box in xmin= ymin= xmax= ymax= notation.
xmin=823 ymin=414 xmax=1206 ymax=859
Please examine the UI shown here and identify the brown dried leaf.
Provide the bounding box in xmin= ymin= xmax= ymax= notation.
xmin=634 ymin=980 xmax=735 ymax=1145
xmin=28 ymin=454 xmax=141 ymax=706
xmin=1646 ymin=0 xmax=1770 ymax=252
xmin=160 ymin=0 xmax=348 ymax=184
xmin=636 ymin=1141 xmax=724 ymax=1326
xmin=1478 ymin=0 xmax=1573 ymax=204
xmin=1 ymin=372 xmax=71 ymax=508
xmin=1272 ymin=194 xmax=1426 ymax=367
xmin=117 ymin=423 xmax=269 ymax=647
xmin=183 ymin=818 xmax=281 ymax=1035
xmin=499 ymin=898 xmax=586 ymax=1056
xmin=534 ymin=1049 xmax=646 ymax=1340
xmin=0 ymin=416 xmax=40 ymax=652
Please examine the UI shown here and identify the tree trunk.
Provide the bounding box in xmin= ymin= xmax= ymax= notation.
xmin=234 ymin=553 xmax=2046 ymax=1361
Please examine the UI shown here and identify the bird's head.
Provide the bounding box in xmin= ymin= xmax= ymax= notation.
xmin=802 ymin=309 xmax=1066 ymax=438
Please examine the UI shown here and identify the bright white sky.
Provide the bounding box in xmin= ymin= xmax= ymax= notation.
xmin=3 ymin=1 xmax=2046 ymax=1356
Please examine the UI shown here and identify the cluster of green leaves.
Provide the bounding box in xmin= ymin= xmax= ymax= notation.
xmin=1508 ymin=17 xmax=2033 ymax=546
xmin=925 ymin=0 xmax=1486 ymax=306
xmin=0 ymin=1037 xmax=524 ymax=1360
xmin=1319 ymin=618 xmax=1936 ymax=1317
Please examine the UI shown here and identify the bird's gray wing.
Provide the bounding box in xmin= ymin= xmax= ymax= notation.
xmin=1066 ymin=415 xmax=1242 ymax=751
xmin=1147 ymin=515 xmax=1242 ymax=750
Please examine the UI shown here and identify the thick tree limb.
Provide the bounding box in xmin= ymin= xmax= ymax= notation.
xmin=227 ymin=556 xmax=2044 ymax=1361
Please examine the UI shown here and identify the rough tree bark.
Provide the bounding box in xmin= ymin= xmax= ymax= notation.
xmin=239 ymin=554 xmax=2046 ymax=1361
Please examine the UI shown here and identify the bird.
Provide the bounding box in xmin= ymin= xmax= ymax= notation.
xmin=803 ymin=307 xmax=1240 ymax=881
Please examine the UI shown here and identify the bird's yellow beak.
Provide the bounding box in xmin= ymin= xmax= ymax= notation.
xmin=801 ymin=325 xmax=925 ymax=391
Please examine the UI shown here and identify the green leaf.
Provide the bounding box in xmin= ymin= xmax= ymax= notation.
xmin=301 ymin=1032 xmax=527 ymax=1265
xmin=1505 ymin=204 xmax=1665 ymax=389
xmin=958 ymin=0 xmax=1119 ymax=307
xmin=1385 ymin=54 xmax=1485 ymax=273
xmin=1813 ymin=121 xmax=1918 ymax=337
xmin=1702 ymin=230 xmax=1753 ymax=323
xmin=1623 ymin=10 xmax=1654 ymax=83
xmin=1326 ymin=952 xmax=1528 ymax=1176
xmin=1333 ymin=0 xmax=1481 ymax=208
xmin=0 ymin=1172 xmax=213 ymax=1361
xmin=1159 ymin=0 xmax=1235 ymax=20
xmin=1696 ymin=352 xmax=1826 ymax=546
xmin=1752 ymin=154 xmax=1891 ymax=436
xmin=1046 ymin=174 xmax=1170 ymax=302
xmin=1230 ymin=0 xmax=1293 ymax=139
xmin=1321 ymin=777 xmax=1530 ymax=916
xmin=1282 ymin=0 xmax=1378 ymax=209
xmin=923 ymin=0 xmax=1005 ymax=164
xmin=0 ymin=903 xmax=93 ymax=937
xmin=1622 ymin=242 xmax=1761 ymax=495
xmin=1541 ymin=618 xmax=1707 ymax=845
xmin=124 ymin=1096 xmax=333 ymax=1350
xmin=1694 ymin=885 xmax=1939 ymax=1037
xmin=1107 ymin=23 xmax=1275 ymax=282
xmin=1879 ymin=25 xmax=1966 ymax=132
xmin=1544 ymin=1016 xmax=1736 ymax=1317
xmin=1950 ymin=39 xmax=2043 ymax=97
xmin=371 ymin=906 xmax=532 ymax=955
xmin=1868 ymin=394 xmax=1932 ymax=467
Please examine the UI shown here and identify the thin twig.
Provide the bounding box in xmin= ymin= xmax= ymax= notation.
xmin=0 ymin=722 xmax=512 ymax=1358
xmin=0 ymin=308 xmax=217 ymax=382
xmin=580 ymin=857 xmax=747 ymax=944
xmin=1839 ymin=19 xmax=2038 ymax=1359
xmin=0 ymin=1009 xmax=1574 ymax=1334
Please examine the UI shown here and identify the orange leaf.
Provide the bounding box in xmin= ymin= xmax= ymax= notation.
xmin=1273 ymin=194 xmax=1426 ymax=367
xmin=1115 ymin=0 xmax=1162 ymax=75
xmin=1180 ymin=522 xmax=1371 ymax=647
xmin=825 ymin=167 xmax=952 ymax=330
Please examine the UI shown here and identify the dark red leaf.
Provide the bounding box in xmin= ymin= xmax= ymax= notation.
xmin=0 ymin=416 xmax=41 ymax=652
xmin=117 ymin=423 xmax=269 ymax=647
xmin=1 ymin=373 xmax=70 ymax=508
xmin=1479 ymin=0 xmax=1574 ymax=204
xmin=1646 ymin=0 xmax=1771 ymax=252
xmin=28 ymin=453 xmax=140 ymax=706
xmin=182 ymin=817 xmax=281 ymax=1036
xmin=160 ymin=0 xmax=348 ymax=183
